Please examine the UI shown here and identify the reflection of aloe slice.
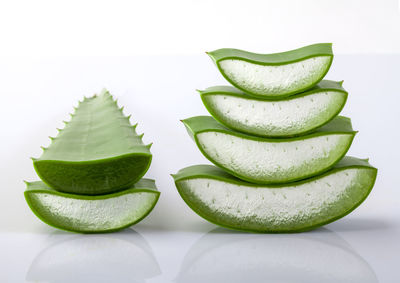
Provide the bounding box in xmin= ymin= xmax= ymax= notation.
xmin=199 ymin=80 xmax=347 ymax=137
xmin=33 ymin=89 xmax=152 ymax=195
xmin=182 ymin=116 xmax=355 ymax=184
xmin=24 ymin=179 xmax=160 ymax=233
xmin=207 ymin=43 xmax=333 ymax=98
xmin=172 ymin=157 xmax=377 ymax=232
xmin=27 ymin=229 xmax=161 ymax=283
xmin=177 ymin=228 xmax=378 ymax=283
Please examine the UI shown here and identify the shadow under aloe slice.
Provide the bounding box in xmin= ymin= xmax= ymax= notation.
xmin=207 ymin=43 xmax=333 ymax=98
xmin=199 ymin=80 xmax=348 ymax=137
xmin=33 ymin=89 xmax=152 ymax=195
xmin=182 ymin=116 xmax=356 ymax=184
xmin=172 ymin=157 xmax=377 ymax=233
xmin=24 ymin=178 xmax=160 ymax=233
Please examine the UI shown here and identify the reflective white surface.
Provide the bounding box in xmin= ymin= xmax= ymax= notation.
xmin=0 ymin=55 xmax=399 ymax=282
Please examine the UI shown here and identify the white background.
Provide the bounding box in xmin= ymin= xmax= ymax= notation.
xmin=0 ymin=1 xmax=399 ymax=282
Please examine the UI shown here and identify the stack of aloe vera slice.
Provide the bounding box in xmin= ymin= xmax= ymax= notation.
xmin=24 ymin=90 xmax=160 ymax=233
xmin=173 ymin=43 xmax=377 ymax=233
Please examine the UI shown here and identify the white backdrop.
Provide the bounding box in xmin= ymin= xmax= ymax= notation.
xmin=0 ymin=2 xmax=399 ymax=282
xmin=0 ymin=0 xmax=399 ymax=55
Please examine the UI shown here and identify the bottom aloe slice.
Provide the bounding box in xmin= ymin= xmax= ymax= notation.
xmin=199 ymin=80 xmax=347 ymax=137
xmin=173 ymin=157 xmax=377 ymax=233
xmin=24 ymin=179 xmax=160 ymax=233
xmin=183 ymin=116 xmax=355 ymax=184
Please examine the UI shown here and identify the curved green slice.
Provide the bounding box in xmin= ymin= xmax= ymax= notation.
xmin=182 ymin=116 xmax=355 ymax=184
xmin=207 ymin=43 xmax=333 ymax=98
xmin=199 ymin=80 xmax=347 ymax=137
xmin=172 ymin=157 xmax=377 ymax=233
xmin=24 ymin=178 xmax=160 ymax=233
xmin=33 ymin=89 xmax=152 ymax=195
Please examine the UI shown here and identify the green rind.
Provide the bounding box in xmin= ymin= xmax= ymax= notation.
xmin=199 ymin=80 xmax=348 ymax=137
xmin=207 ymin=43 xmax=333 ymax=98
xmin=33 ymin=89 xmax=152 ymax=195
xmin=182 ymin=116 xmax=356 ymax=184
xmin=24 ymin=179 xmax=160 ymax=234
xmin=172 ymin=157 xmax=377 ymax=233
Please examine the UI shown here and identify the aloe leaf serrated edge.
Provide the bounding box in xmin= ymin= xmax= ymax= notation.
xmin=33 ymin=89 xmax=152 ymax=195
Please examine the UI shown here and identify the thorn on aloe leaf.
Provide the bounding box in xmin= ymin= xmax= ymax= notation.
xmin=146 ymin=143 xmax=153 ymax=149
xmin=139 ymin=133 xmax=144 ymax=138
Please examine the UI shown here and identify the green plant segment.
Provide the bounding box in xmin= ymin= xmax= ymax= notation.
xmin=176 ymin=43 xmax=376 ymax=233
xmin=207 ymin=43 xmax=333 ymax=98
xmin=199 ymin=80 xmax=347 ymax=137
xmin=24 ymin=178 xmax=160 ymax=233
xmin=182 ymin=116 xmax=355 ymax=184
xmin=33 ymin=89 xmax=152 ymax=195
xmin=173 ymin=157 xmax=377 ymax=233
xmin=25 ymin=89 xmax=158 ymax=233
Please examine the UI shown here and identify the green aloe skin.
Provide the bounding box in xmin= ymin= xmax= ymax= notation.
xmin=172 ymin=157 xmax=377 ymax=233
xmin=33 ymin=89 xmax=152 ymax=195
xmin=24 ymin=178 xmax=160 ymax=233
xmin=207 ymin=43 xmax=333 ymax=99
xmin=199 ymin=80 xmax=348 ymax=137
xmin=182 ymin=116 xmax=356 ymax=184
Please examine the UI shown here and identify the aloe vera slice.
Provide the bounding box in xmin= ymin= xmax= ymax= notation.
xmin=207 ymin=43 xmax=333 ymax=98
xmin=182 ymin=116 xmax=355 ymax=184
xmin=199 ymin=80 xmax=347 ymax=137
xmin=24 ymin=178 xmax=160 ymax=233
xmin=33 ymin=89 xmax=152 ymax=195
xmin=172 ymin=157 xmax=377 ymax=233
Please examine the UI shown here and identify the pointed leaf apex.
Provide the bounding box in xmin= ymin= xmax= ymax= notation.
xmin=100 ymin=88 xmax=109 ymax=96
xmin=146 ymin=142 xmax=153 ymax=149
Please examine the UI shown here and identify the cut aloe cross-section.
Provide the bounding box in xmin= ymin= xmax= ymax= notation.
xmin=33 ymin=89 xmax=152 ymax=195
xmin=172 ymin=157 xmax=377 ymax=233
xmin=199 ymin=80 xmax=347 ymax=137
xmin=182 ymin=116 xmax=355 ymax=184
xmin=207 ymin=43 xmax=333 ymax=98
xmin=24 ymin=178 xmax=160 ymax=233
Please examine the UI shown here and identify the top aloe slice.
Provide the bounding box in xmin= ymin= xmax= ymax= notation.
xmin=172 ymin=157 xmax=377 ymax=233
xmin=182 ymin=116 xmax=355 ymax=184
xmin=33 ymin=89 xmax=152 ymax=195
xmin=207 ymin=43 xmax=333 ymax=98
xmin=199 ymin=80 xmax=347 ymax=137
